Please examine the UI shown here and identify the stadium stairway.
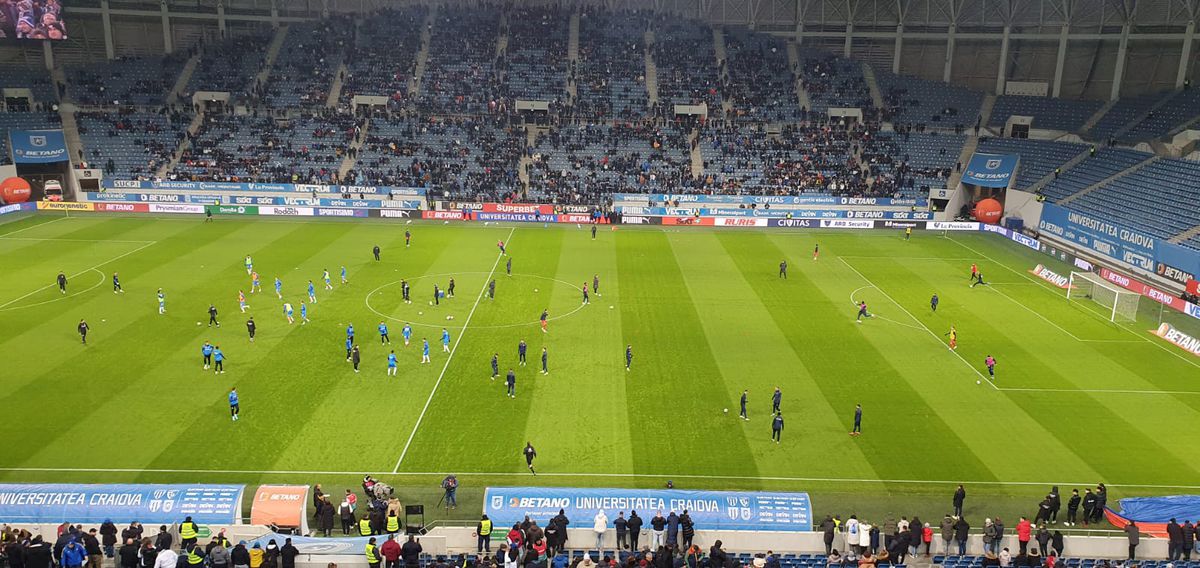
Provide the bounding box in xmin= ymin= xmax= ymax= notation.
xmin=644 ymin=30 xmax=659 ymax=105
xmin=255 ymin=26 xmax=290 ymax=89
xmin=946 ymin=134 xmax=979 ymax=189
xmin=168 ymin=53 xmax=200 ymax=106
xmin=567 ymin=12 xmax=580 ymax=103
xmin=1107 ymin=92 xmax=1177 ymax=142
xmin=1172 ymin=224 xmax=1200 ymax=244
xmin=689 ymin=128 xmax=704 ymax=178
xmin=56 ymin=102 xmax=83 ymax=167
xmin=1080 ymin=98 xmax=1116 ymax=133
xmin=327 ymin=62 xmax=347 ymax=107
xmin=978 ymin=94 xmax=997 ymax=132
xmin=713 ymin=28 xmax=734 ymax=118
xmin=787 ymin=42 xmax=812 ymax=110
xmin=861 ymin=62 xmax=885 ymax=109
xmin=1057 ymin=153 xmax=1159 ymax=206
xmin=410 ymin=8 xmax=435 ymax=97
xmin=157 ymin=112 xmax=205 ymax=179
xmin=1025 ymin=146 xmax=1091 ymax=195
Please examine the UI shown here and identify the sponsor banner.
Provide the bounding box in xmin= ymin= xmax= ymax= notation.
xmin=1099 ymin=268 xmax=1200 ymax=319
xmin=484 ymin=487 xmax=811 ymax=532
xmin=820 ymin=219 xmax=873 ymax=229
xmin=1154 ymin=323 xmax=1200 ymax=357
xmin=375 ymin=209 xmax=415 ymax=219
xmin=613 ymin=193 xmax=927 ymax=208
xmin=448 ymin=201 xmax=485 ymax=211
xmin=214 ymin=205 xmax=258 ymax=216
xmin=9 ymin=130 xmax=69 ymax=163
xmin=95 ymin=203 xmax=150 ymax=213
xmin=616 ymin=207 xmax=931 ymax=220
xmin=769 ymin=218 xmax=816 ymax=228
xmin=0 ymin=484 xmax=243 ymax=524
xmin=37 ymin=201 xmax=94 ymax=211
xmin=1030 ymin=264 xmax=1071 ymax=289
xmin=476 ymin=212 xmax=558 ymax=223
xmin=1156 ymin=263 xmax=1196 ymax=286
xmin=557 ymin=214 xmax=596 ymax=224
xmin=662 ymin=217 xmax=714 ymax=226
xmin=962 ymin=152 xmax=1019 ymax=188
xmin=318 ymin=208 xmax=370 ymax=218
xmin=619 ymin=215 xmax=661 ymax=225
xmin=1038 ymin=203 xmax=1159 ymax=272
xmin=716 ymin=217 xmax=768 ymax=227
xmin=148 ymin=203 xmax=205 ymax=214
xmin=88 ymin=192 xmax=422 ymax=210
xmin=102 ymin=180 xmax=425 ymax=197
xmin=483 ymin=203 xmax=554 ymax=215
xmin=423 ymin=210 xmax=464 ymax=220
xmin=0 ymin=203 xmax=35 ymax=215
xmin=260 ymin=206 xmax=315 ymax=216
xmin=928 ymin=221 xmax=981 ymax=231
xmin=1189 ymin=280 xmax=1200 ymax=297
xmin=248 ymin=533 xmax=374 ymax=555
xmin=249 ymin=486 xmax=309 ymax=531
xmin=878 ymin=220 xmax=924 ymax=230
xmin=981 ymin=224 xmax=1039 ymax=250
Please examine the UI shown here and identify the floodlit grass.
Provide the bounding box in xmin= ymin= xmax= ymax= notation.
xmin=1 ymin=212 xmax=1197 ymax=523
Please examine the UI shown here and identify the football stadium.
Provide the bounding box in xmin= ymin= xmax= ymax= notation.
xmin=2 ymin=0 xmax=1200 ymax=567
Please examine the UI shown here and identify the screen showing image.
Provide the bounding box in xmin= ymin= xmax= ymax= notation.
xmin=0 ymin=0 xmax=67 ymax=40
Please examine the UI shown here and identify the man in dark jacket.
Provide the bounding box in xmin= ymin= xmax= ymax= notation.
xmin=1066 ymin=490 xmax=1081 ymax=526
xmin=118 ymin=539 xmax=139 ymax=568
xmin=680 ymin=511 xmax=695 ymax=549
xmin=318 ymin=498 xmax=335 ymax=537
xmin=626 ymin=511 xmax=643 ymax=551
xmin=154 ymin=527 xmax=172 ymax=552
xmin=25 ymin=536 xmax=53 ymax=568
xmin=953 ymin=517 xmax=970 ymax=556
xmin=1183 ymin=520 xmax=1196 ymax=560
xmin=279 ymin=539 xmax=299 ymax=568
xmin=1048 ymin=487 xmax=1062 ymax=524
xmin=953 ymin=485 xmax=966 ymax=517
xmin=5 ymin=537 xmax=26 ymax=568
xmin=1036 ymin=497 xmax=1052 ymax=525
xmin=83 ymin=529 xmax=103 ymax=568
xmin=665 ymin=512 xmax=679 ymax=550
xmin=551 ymin=509 xmax=570 ymax=553
xmin=400 ymin=536 xmax=422 ymax=568
xmin=650 ymin=512 xmax=667 ymax=550
xmin=1094 ymin=484 xmax=1108 ymax=524
xmin=1125 ymin=521 xmax=1140 ymax=560
xmin=708 ymin=541 xmax=727 ymax=568
xmin=1082 ymin=489 xmax=1097 ymax=526
xmin=100 ymin=522 xmax=118 ymax=558
xmin=818 ymin=516 xmax=836 ymax=555
xmin=1168 ymin=519 xmax=1184 ymax=561
xmin=614 ymin=512 xmax=628 ymax=550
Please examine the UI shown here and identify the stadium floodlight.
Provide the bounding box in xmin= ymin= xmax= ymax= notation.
xmin=1067 ymin=271 xmax=1140 ymax=322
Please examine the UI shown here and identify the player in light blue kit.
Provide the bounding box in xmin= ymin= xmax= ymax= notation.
xmin=307 ymin=280 xmax=317 ymax=303
xmin=157 ymin=288 xmax=166 ymax=314
xmin=340 ymin=266 xmax=348 ymax=284
xmin=283 ymin=302 xmax=294 ymax=324
xmin=441 ymin=328 xmax=451 ymax=353
xmin=402 ymin=323 xmax=412 ymax=346
xmin=379 ymin=321 xmax=390 ymax=344
xmin=323 ymin=269 xmax=333 ymax=290
xmin=300 ymin=302 xmax=309 ymax=324
xmin=274 ymin=276 xmax=283 ymax=299
xmin=229 ymin=387 xmax=240 ymax=421
xmin=421 ymin=339 xmax=430 ymax=363
xmin=387 ymin=350 xmax=398 ymax=376
xmin=346 ymin=323 xmax=355 ymax=342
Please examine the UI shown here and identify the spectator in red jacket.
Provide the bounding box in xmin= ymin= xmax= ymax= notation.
xmin=1016 ymin=518 xmax=1032 ymax=555
xmin=922 ymin=523 xmax=933 ymax=556
xmin=380 ymin=535 xmax=402 ymax=568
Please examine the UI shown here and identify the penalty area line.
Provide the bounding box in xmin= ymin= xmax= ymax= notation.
xmin=391 ymin=227 xmax=515 ymax=473
xmin=838 ymin=257 xmax=998 ymax=390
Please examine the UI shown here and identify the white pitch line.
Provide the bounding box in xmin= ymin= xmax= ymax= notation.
xmin=391 ymin=227 xmax=515 ymax=473
xmin=945 ymin=235 xmax=1200 ymax=370
xmin=998 ymin=386 xmax=1200 ymax=395
xmin=0 ymin=215 xmax=68 ymax=237
xmin=848 ymin=285 xmax=926 ymax=331
xmin=0 ymin=241 xmax=158 ymax=310
xmin=0 ymin=237 xmax=157 ymax=244
xmin=838 ymin=256 xmax=998 ymax=390
xmin=981 ymin=284 xmax=1085 ymax=341
xmin=3 ymin=466 xmax=1200 ymax=489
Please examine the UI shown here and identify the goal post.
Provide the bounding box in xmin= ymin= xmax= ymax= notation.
xmin=1067 ymin=271 xmax=1140 ymax=323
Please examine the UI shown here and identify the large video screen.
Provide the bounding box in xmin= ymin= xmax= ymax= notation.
xmin=0 ymin=0 xmax=67 ymax=40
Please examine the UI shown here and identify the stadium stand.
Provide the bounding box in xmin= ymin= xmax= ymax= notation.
xmin=1068 ymin=157 xmax=1200 ymax=241
xmin=1119 ymin=88 xmax=1200 ymax=142
xmin=504 ymin=5 xmax=570 ymax=103
xmin=1084 ymin=91 xmax=1165 ymax=142
xmin=172 ymin=111 xmax=355 ymax=183
xmin=974 ymin=137 xmax=1087 ymax=190
xmin=185 ymin=35 xmax=271 ymax=100
xmin=1037 ymin=147 xmax=1152 ymax=203
xmin=418 ymin=5 xmax=505 ymax=114
xmin=76 ymin=110 xmax=188 ymax=178
xmin=870 ymin=131 xmax=963 ymax=194
xmin=0 ymin=65 xmax=58 ymax=104
xmin=340 ymin=6 xmax=426 ymax=109
xmin=67 ymin=54 xmax=188 ymax=106
xmin=987 ymin=95 xmax=1104 ymax=132
xmin=653 ymin=16 xmax=722 ymax=114
xmin=572 ymin=8 xmax=649 ymax=122
xmin=722 ymin=28 xmax=801 ymax=123
xmin=0 ymin=111 xmax=62 ymax=165
xmin=527 ymin=123 xmax=694 ymax=201
xmin=263 ymin=17 xmax=353 ymax=109
xmin=875 ymin=70 xmax=983 ymax=128
xmin=796 ymin=50 xmax=872 ymax=112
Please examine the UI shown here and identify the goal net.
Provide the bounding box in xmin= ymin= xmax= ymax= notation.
xmin=1067 ymin=271 xmax=1140 ymax=322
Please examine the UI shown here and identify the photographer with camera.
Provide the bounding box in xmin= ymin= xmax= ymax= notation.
xmin=441 ymin=475 xmax=458 ymax=510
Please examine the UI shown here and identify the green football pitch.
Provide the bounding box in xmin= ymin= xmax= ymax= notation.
xmin=2 ymin=212 xmax=1198 ymax=522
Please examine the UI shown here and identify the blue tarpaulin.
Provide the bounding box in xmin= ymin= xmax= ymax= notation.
xmin=1115 ymin=495 xmax=1200 ymax=522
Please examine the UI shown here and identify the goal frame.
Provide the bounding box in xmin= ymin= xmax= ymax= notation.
xmin=1067 ymin=271 xmax=1140 ymax=323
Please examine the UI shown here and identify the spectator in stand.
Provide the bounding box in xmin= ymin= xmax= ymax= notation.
xmin=61 ymin=539 xmax=87 ymax=568
xmin=1016 ymin=517 xmax=1032 ymax=555
xmin=401 ymin=536 xmax=422 ymax=568
xmin=83 ymin=529 xmax=102 ymax=568
xmin=649 ymin=512 xmax=666 ymax=550
xmin=592 ymin=511 xmax=608 ymax=553
xmin=679 ymin=511 xmax=694 ymax=549
xmin=1126 ymin=522 xmax=1141 ymax=560
xmin=280 ymin=539 xmax=299 ymax=568
xmin=208 ymin=540 xmax=230 ymax=568
xmin=613 ymin=512 xmax=627 ymax=551
xmin=318 ymin=496 xmax=336 ymax=537
xmin=118 ymin=539 xmax=139 ymax=568
xmin=626 ymin=511 xmax=642 ymax=551
xmin=231 ymin=542 xmax=250 ymax=568
xmin=154 ymin=527 xmax=172 ymax=552
xmin=380 ymin=535 xmax=402 ymax=568
xmin=100 ymin=521 xmax=118 ymax=558
xmin=953 ymin=516 xmax=970 ymax=556
xmin=665 ymin=511 xmax=679 ymax=551
xmin=154 ymin=544 xmax=178 ymax=568
xmin=263 ymin=539 xmax=280 ymax=568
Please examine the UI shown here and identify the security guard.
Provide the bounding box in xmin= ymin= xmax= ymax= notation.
xmin=365 ymin=537 xmax=381 ymax=568
xmin=179 ymin=516 xmax=199 ymax=551
xmin=386 ymin=511 xmax=401 ymax=535
xmin=477 ymin=514 xmax=493 ymax=553
xmin=359 ymin=515 xmax=373 ymax=537
xmin=186 ymin=544 xmax=205 ymax=567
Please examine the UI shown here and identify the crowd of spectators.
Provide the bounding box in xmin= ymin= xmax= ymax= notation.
xmin=171 ymin=109 xmax=358 ymax=183
xmin=798 ymin=51 xmax=872 ymax=112
xmin=721 ymin=30 xmax=801 ymax=123
xmin=503 ymin=6 xmax=569 ymax=103
xmin=340 ymin=7 xmax=427 ymax=110
xmin=570 ymin=8 xmax=650 ymax=123
xmin=653 ymin=17 xmax=722 ymax=117
xmin=418 ymin=4 xmax=507 ymax=115
xmin=263 ymin=17 xmax=353 ymax=109
xmin=185 ymin=34 xmax=271 ymax=100
xmin=76 ymin=108 xmax=189 ymax=178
